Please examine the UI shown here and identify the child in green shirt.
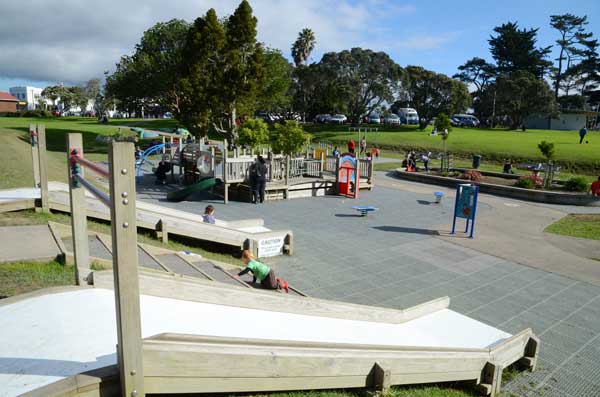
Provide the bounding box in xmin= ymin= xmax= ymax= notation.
xmin=236 ymin=250 xmax=288 ymax=292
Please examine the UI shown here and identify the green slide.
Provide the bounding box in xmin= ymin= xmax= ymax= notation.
xmin=167 ymin=177 xmax=219 ymax=202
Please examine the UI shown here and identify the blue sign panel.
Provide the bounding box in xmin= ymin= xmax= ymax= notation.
xmin=455 ymin=185 xmax=475 ymax=219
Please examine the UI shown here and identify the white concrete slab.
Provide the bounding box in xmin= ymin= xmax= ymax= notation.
xmin=0 ymin=288 xmax=511 ymax=397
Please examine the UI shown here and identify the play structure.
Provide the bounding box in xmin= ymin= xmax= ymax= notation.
xmin=0 ymin=125 xmax=293 ymax=258
xmin=0 ymin=130 xmax=539 ymax=397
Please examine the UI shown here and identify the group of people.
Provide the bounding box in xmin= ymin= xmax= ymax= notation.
xmin=402 ymin=151 xmax=430 ymax=172
xmin=330 ymin=140 xmax=379 ymax=160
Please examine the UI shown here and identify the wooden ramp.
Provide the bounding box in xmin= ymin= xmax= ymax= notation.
xmin=9 ymin=272 xmax=538 ymax=397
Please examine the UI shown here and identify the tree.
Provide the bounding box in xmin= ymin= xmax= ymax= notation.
xmin=291 ymin=28 xmax=316 ymax=67
xmin=271 ymin=120 xmax=311 ymax=155
xmin=435 ymin=113 xmax=452 ymax=132
xmin=571 ymin=39 xmax=600 ymax=95
xmin=537 ymin=141 xmax=555 ymax=161
xmin=403 ymin=66 xmax=471 ymax=119
xmin=256 ymin=49 xmax=293 ymax=112
xmin=319 ymin=48 xmax=405 ymax=123
xmin=238 ymin=118 xmax=270 ymax=151
xmin=489 ymin=22 xmax=552 ymax=79
xmin=550 ymin=14 xmax=592 ymax=98
xmin=453 ymin=57 xmax=496 ymax=92
xmin=105 ymin=19 xmax=190 ymax=117
xmin=495 ymin=71 xmax=558 ymax=129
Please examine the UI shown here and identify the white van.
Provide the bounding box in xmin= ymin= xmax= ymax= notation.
xmin=398 ymin=108 xmax=419 ymax=125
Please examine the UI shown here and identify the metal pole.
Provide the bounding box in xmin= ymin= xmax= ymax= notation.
xmin=451 ymin=184 xmax=460 ymax=235
xmin=37 ymin=125 xmax=49 ymax=212
xmin=469 ymin=186 xmax=479 ymax=239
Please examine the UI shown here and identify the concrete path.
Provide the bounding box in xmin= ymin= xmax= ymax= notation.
xmin=0 ymin=225 xmax=61 ymax=263
xmin=376 ymin=171 xmax=600 ymax=285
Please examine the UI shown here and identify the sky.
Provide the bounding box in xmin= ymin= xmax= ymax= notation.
xmin=0 ymin=0 xmax=598 ymax=92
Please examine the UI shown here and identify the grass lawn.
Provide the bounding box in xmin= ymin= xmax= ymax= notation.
xmin=308 ymin=124 xmax=600 ymax=174
xmin=0 ymin=116 xmax=178 ymax=189
xmin=0 ymin=260 xmax=75 ymax=298
xmin=545 ymin=214 xmax=600 ymax=240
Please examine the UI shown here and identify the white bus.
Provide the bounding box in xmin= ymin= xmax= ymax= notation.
xmin=398 ymin=108 xmax=419 ymax=125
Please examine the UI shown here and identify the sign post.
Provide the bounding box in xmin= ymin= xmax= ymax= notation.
xmin=451 ymin=183 xmax=479 ymax=238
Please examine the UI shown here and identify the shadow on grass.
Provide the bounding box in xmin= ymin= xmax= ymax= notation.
xmin=372 ymin=226 xmax=440 ymax=235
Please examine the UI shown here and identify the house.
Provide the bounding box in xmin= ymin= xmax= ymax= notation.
xmin=0 ymin=91 xmax=19 ymax=113
xmin=8 ymin=86 xmax=48 ymax=110
xmin=525 ymin=109 xmax=598 ymax=131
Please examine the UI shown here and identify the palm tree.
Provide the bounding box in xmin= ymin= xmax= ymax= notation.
xmin=291 ymin=28 xmax=316 ymax=67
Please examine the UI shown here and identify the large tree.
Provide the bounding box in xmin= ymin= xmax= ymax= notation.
xmin=105 ymin=19 xmax=190 ymax=116
xmin=489 ymin=22 xmax=552 ymax=79
xmin=550 ymin=14 xmax=592 ymax=98
xmin=319 ymin=48 xmax=405 ymax=123
xmin=402 ymin=66 xmax=471 ymax=119
xmin=495 ymin=71 xmax=558 ymax=129
xmin=256 ymin=49 xmax=293 ymax=112
xmin=291 ymin=28 xmax=316 ymax=67
xmin=453 ymin=57 xmax=496 ymax=92
xmin=180 ymin=1 xmax=265 ymax=141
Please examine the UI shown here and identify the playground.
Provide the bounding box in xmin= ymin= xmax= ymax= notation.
xmin=0 ymin=123 xmax=599 ymax=397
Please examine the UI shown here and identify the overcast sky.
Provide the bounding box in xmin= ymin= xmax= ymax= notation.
xmin=1 ymin=0 xmax=598 ymax=91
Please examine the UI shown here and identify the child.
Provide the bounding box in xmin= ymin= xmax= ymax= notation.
xmin=236 ymin=250 xmax=288 ymax=292
xmin=202 ymin=205 xmax=216 ymax=224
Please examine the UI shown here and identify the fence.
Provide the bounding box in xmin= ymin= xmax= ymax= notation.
xmin=67 ymin=133 xmax=145 ymax=397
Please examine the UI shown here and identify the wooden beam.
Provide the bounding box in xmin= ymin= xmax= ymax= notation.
xmin=371 ymin=362 xmax=391 ymax=393
xmin=108 ymin=141 xmax=145 ymax=397
xmin=67 ymin=133 xmax=90 ymax=285
xmin=37 ymin=124 xmax=49 ymax=212
xmin=30 ymin=124 xmax=40 ymax=189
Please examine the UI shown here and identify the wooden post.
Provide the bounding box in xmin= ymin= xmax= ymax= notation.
xmin=320 ymin=151 xmax=325 ymax=178
xmin=223 ymin=139 xmax=229 ymax=204
xmin=210 ymin=146 xmax=215 ymax=176
xmin=156 ymin=219 xmax=168 ymax=244
xmin=30 ymin=124 xmax=41 ymax=188
xmin=355 ymin=158 xmax=360 ymax=199
xmin=37 ymin=125 xmax=49 ymax=212
xmin=285 ymin=155 xmax=290 ymax=199
xmin=108 ymin=141 xmax=145 ymax=397
xmin=368 ymin=157 xmax=375 ymax=187
xmin=371 ymin=362 xmax=391 ymax=394
xmin=66 ymin=133 xmax=90 ymax=285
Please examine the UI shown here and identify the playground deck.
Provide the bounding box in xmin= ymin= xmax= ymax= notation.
xmin=1 ymin=275 xmax=538 ymax=397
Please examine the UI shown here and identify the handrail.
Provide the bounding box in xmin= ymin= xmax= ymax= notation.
xmin=73 ymin=174 xmax=111 ymax=207
xmin=72 ymin=155 xmax=109 ymax=177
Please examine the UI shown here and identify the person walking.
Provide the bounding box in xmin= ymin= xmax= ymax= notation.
xmin=579 ymin=126 xmax=588 ymax=144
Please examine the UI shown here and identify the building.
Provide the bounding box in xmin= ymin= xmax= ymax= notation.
xmin=8 ymin=86 xmax=46 ymax=110
xmin=0 ymin=91 xmax=19 ymax=113
xmin=525 ymin=109 xmax=599 ymax=131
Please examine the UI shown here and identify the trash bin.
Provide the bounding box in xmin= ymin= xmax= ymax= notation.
xmin=472 ymin=155 xmax=481 ymax=169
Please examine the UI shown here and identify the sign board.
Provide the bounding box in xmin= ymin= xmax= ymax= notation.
xmin=257 ymin=235 xmax=285 ymax=258
xmin=455 ymin=184 xmax=476 ymax=219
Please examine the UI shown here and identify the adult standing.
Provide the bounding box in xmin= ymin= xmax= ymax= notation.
xmin=347 ymin=139 xmax=355 ymax=154
xmin=579 ymin=126 xmax=588 ymax=144
xmin=249 ymin=156 xmax=268 ymax=204
xmin=590 ymin=176 xmax=600 ymax=197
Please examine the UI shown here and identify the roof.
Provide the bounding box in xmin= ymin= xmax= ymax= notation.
xmin=0 ymin=91 xmax=18 ymax=102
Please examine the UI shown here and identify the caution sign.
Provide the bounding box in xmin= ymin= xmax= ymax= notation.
xmin=257 ymin=236 xmax=285 ymax=258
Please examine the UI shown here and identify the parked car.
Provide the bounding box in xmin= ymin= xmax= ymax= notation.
xmin=452 ymin=114 xmax=479 ymax=127
xmin=314 ymin=114 xmax=332 ymax=123
xmin=398 ymin=108 xmax=419 ymax=125
xmin=383 ymin=114 xmax=401 ymax=125
xmin=329 ymin=114 xmax=347 ymax=124
xmin=367 ymin=113 xmax=381 ymax=124
xmin=162 ymin=112 xmax=173 ymax=119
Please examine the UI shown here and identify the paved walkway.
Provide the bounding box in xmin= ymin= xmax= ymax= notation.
xmin=137 ymin=177 xmax=600 ymax=396
xmin=0 ymin=225 xmax=61 ymax=263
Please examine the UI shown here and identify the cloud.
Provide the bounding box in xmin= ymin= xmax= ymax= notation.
xmin=0 ymin=0 xmax=454 ymax=86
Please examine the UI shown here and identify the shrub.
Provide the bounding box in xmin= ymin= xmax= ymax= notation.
xmin=435 ymin=113 xmax=452 ymax=133
xmin=515 ymin=174 xmax=543 ymax=189
xmin=460 ymin=170 xmax=482 ymax=182
xmin=537 ymin=141 xmax=555 ymax=160
xmin=271 ymin=120 xmax=312 ymax=155
xmin=238 ymin=118 xmax=269 ymax=151
xmin=564 ymin=176 xmax=589 ymax=192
